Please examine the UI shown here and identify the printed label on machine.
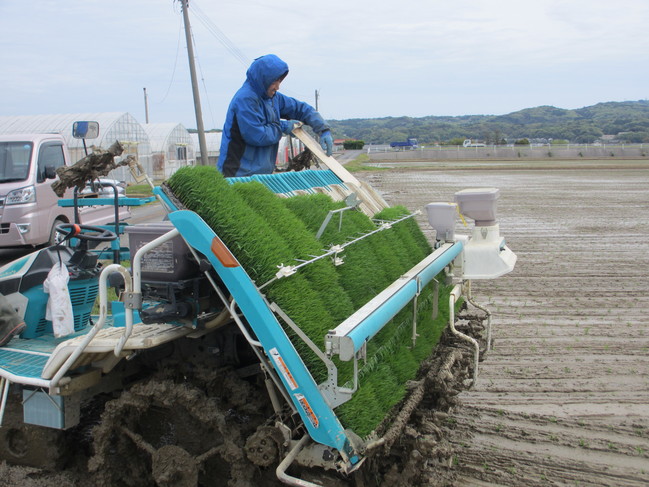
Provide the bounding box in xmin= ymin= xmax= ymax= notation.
xmin=295 ymin=393 xmax=319 ymax=428
xmin=138 ymin=241 xmax=175 ymax=274
xmin=269 ymin=348 xmax=298 ymax=390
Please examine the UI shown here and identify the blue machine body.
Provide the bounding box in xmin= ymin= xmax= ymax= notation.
xmin=0 ymin=170 xmax=466 ymax=473
xmin=168 ymin=210 xmax=357 ymax=459
xmin=164 ymin=200 xmax=463 ymax=463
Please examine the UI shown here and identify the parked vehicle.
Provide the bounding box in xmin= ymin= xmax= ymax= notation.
xmin=0 ymin=126 xmax=130 ymax=248
xmin=463 ymin=139 xmax=486 ymax=147
xmin=80 ymin=178 xmax=127 ymax=197
xmin=390 ymin=137 xmax=418 ymax=150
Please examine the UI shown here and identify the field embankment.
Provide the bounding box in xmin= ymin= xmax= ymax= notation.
xmin=368 ymin=145 xmax=649 ymax=164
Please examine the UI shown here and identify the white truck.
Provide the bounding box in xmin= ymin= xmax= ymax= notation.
xmin=0 ymin=126 xmax=130 ymax=248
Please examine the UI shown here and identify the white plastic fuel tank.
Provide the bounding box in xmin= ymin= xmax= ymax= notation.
xmin=454 ymin=188 xmax=499 ymax=226
xmin=425 ymin=202 xmax=457 ymax=242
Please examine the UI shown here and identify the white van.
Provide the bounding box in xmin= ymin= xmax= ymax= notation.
xmin=0 ymin=132 xmax=130 ymax=248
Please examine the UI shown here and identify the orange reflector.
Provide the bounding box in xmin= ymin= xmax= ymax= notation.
xmin=211 ymin=237 xmax=239 ymax=267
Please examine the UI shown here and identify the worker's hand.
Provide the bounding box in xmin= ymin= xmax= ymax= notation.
xmin=320 ymin=130 xmax=333 ymax=156
xmin=282 ymin=120 xmax=300 ymax=135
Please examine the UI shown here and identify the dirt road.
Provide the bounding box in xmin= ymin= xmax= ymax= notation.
xmin=363 ymin=163 xmax=649 ymax=486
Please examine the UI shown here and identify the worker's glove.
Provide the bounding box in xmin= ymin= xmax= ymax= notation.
xmin=320 ymin=130 xmax=333 ymax=156
xmin=281 ymin=120 xmax=300 ymax=135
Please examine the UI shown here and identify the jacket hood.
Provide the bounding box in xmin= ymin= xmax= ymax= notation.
xmin=246 ymin=54 xmax=289 ymax=98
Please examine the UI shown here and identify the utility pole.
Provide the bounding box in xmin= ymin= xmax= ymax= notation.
xmin=181 ymin=0 xmax=209 ymax=165
xmin=315 ymin=89 xmax=319 ymax=111
xmin=143 ymin=87 xmax=149 ymax=124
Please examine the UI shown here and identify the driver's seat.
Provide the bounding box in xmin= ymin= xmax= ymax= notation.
xmin=9 ymin=246 xmax=101 ymax=339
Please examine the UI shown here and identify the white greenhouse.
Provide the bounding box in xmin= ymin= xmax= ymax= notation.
xmin=0 ymin=112 xmax=151 ymax=183
xmin=190 ymin=132 xmax=222 ymax=166
xmin=143 ymin=123 xmax=194 ymax=179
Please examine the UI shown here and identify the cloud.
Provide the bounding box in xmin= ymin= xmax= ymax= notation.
xmin=1 ymin=0 xmax=647 ymax=128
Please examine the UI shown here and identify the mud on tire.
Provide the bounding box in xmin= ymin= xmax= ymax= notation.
xmin=88 ymin=374 xmax=272 ymax=487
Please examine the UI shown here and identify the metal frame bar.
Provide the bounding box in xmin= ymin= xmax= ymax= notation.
xmin=271 ymin=212 xmax=418 ymax=285
xmin=326 ymin=241 xmax=464 ymax=361
xmin=45 ymin=263 xmax=134 ymax=387
xmin=0 ymin=378 xmax=9 ymax=426
xmin=270 ymin=303 xmax=356 ymax=408
xmin=449 ymin=283 xmax=480 ymax=385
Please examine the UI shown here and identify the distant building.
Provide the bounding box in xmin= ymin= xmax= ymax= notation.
xmin=596 ymin=134 xmax=620 ymax=144
xmin=0 ymin=112 xmax=151 ymax=182
xmin=143 ymin=123 xmax=194 ymax=179
xmin=190 ymin=132 xmax=222 ymax=166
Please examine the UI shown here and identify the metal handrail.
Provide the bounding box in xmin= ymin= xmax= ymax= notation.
xmin=48 ymin=264 xmax=133 ymax=388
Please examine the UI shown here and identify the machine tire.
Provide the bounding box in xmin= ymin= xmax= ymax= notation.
xmin=88 ymin=376 xmax=274 ymax=487
xmin=0 ymin=390 xmax=70 ymax=470
xmin=47 ymin=218 xmax=67 ymax=247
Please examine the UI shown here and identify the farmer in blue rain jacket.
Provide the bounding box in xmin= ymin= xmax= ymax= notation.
xmin=217 ymin=54 xmax=334 ymax=177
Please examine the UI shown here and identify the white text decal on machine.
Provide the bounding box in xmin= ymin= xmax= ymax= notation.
xmin=270 ymin=348 xmax=298 ymax=390
xmin=295 ymin=393 xmax=319 ymax=428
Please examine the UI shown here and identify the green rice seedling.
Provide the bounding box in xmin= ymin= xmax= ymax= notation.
xmin=233 ymin=182 xmax=355 ymax=324
xmin=337 ymin=283 xmax=453 ymax=436
xmin=413 ymin=288 xmax=451 ymax=363
xmin=390 ymin=343 xmax=421 ymax=383
xmin=287 ymin=196 xmax=393 ymax=308
xmin=167 ymin=166 xmax=456 ymax=437
xmin=331 ymin=209 xmax=406 ymax=305
xmin=283 ymin=194 xmax=398 ymax=387
xmin=374 ymin=206 xmax=430 ymax=267
xmin=283 ymin=193 xmax=340 ymax=234
xmin=374 ymin=207 xmax=424 ymax=272
xmin=335 ymin=381 xmax=385 ymax=436
xmin=317 ymin=207 xmax=425 ymax=388
xmin=168 ymin=167 xmax=335 ymax=381
xmin=294 ymin=203 xmax=452 ymax=434
xmin=167 ymin=167 xmax=291 ymax=280
xmin=370 ymin=363 xmax=406 ymax=412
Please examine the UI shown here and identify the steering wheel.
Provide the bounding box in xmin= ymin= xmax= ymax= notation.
xmin=55 ymin=223 xmax=118 ymax=243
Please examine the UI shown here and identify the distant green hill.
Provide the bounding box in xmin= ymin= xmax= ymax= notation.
xmin=328 ymin=100 xmax=649 ymax=144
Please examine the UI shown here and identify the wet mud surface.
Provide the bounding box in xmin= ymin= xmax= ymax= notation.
xmin=365 ymin=163 xmax=649 ymax=486
xmin=2 ymin=162 xmax=648 ymax=486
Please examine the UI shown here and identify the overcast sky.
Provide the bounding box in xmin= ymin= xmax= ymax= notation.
xmin=1 ymin=0 xmax=647 ymax=130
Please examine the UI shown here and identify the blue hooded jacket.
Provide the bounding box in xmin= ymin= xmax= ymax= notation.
xmin=217 ymin=54 xmax=329 ymax=177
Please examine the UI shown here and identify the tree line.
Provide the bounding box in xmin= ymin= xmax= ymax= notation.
xmin=327 ymin=100 xmax=649 ymax=145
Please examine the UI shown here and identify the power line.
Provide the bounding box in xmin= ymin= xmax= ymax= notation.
xmin=190 ymin=0 xmax=250 ymax=67
xmin=159 ymin=13 xmax=184 ymax=104
xmin=190 ymin=28 xmax=217 ymax=130
xmin=176 ymin=1 xmax=316 ymax=112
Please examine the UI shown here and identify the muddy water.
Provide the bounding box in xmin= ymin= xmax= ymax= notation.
xmin=364 ymin=164 xmax=649 ymax=486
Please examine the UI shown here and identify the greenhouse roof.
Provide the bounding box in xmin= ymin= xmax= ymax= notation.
xmin=190 ymin=132 xmax=222 ymax=156
xmin=143 ymin=123 xmax=192 ymax=153
xmin=0 ymin=112 xmax=148 ymax=150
